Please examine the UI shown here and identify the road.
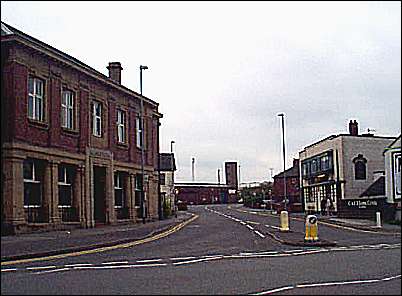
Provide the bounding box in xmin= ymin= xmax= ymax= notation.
xmin=1 ymin=204 xmax=401 ymax=295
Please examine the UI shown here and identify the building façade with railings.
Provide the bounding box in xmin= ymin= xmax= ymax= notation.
xmin=1 ymin=22 xmax=162 ymax=234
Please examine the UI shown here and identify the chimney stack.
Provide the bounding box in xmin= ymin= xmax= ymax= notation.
xmin=293 ymin=158 xmax=299 ymax=168
xmin=348 ymin=120 xmax=359 ymax=136
xmin=107 ymin=62 xmax=123 ymax=84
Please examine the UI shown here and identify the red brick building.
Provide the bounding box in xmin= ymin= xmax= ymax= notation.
xmin=175 ymin=183 xmax=231 ymax=205
xmin=1 ymin=22 xmax=162 ymax=234
xmin=272 ymin=159 xmax=302 ymax=212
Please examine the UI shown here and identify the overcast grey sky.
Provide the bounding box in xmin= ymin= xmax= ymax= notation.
xmin=2 ymin=1 xmax=401 ymax=183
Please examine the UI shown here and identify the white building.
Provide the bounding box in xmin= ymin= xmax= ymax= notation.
xmin=299 ymin=120 xmax=396 ymax=218
xmin=384 ymin=135 xmax=401 ymax=221
xmin=159 ymin=153 xmax=176 ymax=217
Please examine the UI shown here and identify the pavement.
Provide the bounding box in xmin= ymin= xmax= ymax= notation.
xmin=1 ymin=211 xmax=194 ymax=262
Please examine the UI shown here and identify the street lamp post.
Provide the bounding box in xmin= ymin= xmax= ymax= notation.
xmin=140 ymin=65 xmax=148 ymax=224
xmin=170 ymin=140 xmax=176 ymax=218
xmin=278 ymin=113 xmax=287 ymax=211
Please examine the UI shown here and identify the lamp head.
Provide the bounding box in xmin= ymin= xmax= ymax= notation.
xmin=140 ymin=65 xmax=148 ymax=70
xmin=277 ymin=113 xmax=284 ymax=117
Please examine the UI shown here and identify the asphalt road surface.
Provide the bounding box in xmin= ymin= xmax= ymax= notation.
xmin=1 ymin=204 xmax=401 ymax=295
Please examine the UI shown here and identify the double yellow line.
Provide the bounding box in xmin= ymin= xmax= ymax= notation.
xmin=1 ymin=214 xmax=199 ymax=266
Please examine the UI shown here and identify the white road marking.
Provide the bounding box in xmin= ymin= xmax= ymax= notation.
xmin=170 ymin=256 xmax=197 ymax=261
xmin=383 ymin=275 xmax=401 ymax=281
xmin=102 ymin=261 xmax=129 ymax=265
xmin=35 ymin=268 xmax=70 ymax=275
xmin=255 ymin=274 xmax=402 ymax=294
xmin=1 ymin=268 xmax=18 ymax=272
xmin=291 ymin=250 xmax=328 ymax=256
xmin=240 ymin=221 xmax=247 ymax=225
xmin=246 ymin=225 xmax=254 ymax=230
xmin=64 ymin=263 xmax=94 ymax=267
xmin=253 ymin=286 xmax=294 ymax=295
xmin=136 ymin=259 xmax=162 ymax=263
xmin=246 ymin=221 xmax=260 ymax=225
xmin=265 ymin=225 xmax=281 ymax=230
xmin=254 ymin=231 xmax=265 ymax=238
xmin=283 ymin=249 xmax=303 ymax=253
xmin=202 ymin=254 xmax=223 ymax=258
xmin=26 ymin=265 xmax=57 ymax=270
xmin=173 ymin=256 xmax=223 ymax=266
xmin=73 ymin=263 xmax=167 ymax=270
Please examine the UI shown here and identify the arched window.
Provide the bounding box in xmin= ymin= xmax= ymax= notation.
xmin=353 ymin=154 xmax=367 ymax=180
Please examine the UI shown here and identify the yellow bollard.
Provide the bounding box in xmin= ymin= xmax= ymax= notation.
xmin=280 ymin=211 xmax=290 ymax=232
xmin=304 ymin=215 xmax=319 ymax=242
xmin=304 ymin=222 xmax=311 ymax=241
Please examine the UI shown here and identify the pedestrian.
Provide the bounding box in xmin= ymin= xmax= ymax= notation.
xmin=326 ymin=198 xmax=332 ymax=216
xmin=320 ymin=198 xmax=326 ymax=216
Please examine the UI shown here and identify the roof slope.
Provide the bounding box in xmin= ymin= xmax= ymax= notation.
xmin=359 ymin=176 xmax=385 ymax=197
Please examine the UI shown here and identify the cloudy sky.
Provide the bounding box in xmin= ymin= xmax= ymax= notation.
xmin=2 ymin=1 xmax=401 ymax=183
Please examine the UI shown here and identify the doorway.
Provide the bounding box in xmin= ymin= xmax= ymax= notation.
xmin=93 ymin=166 xmax=106 ymax=224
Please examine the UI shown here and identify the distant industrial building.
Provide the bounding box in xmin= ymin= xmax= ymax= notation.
xmin=175 ymin=161 xmax=239 ymax=205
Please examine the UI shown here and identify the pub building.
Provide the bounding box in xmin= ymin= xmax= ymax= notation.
xmin=1 ymin=22 xmax=162 ymax=234
xmin=299 ymin=120 xmax=396 ymax=218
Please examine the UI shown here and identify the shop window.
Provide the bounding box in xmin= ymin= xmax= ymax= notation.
xmin=114 ymin=172 xmax=125 ymax=208
xmin=23 ymin=159 xmax=42 ymax=207
xmin=58 ymin=165 xmax=73 ymax=207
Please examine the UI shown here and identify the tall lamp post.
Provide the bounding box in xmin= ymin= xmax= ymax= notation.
xmin=278 ymin=113 xmax=287 ymax=211
xmin=170 ymin=140 xmax=176 ymax=217
xmin=140 ymin=65 xmax=148 ymax=223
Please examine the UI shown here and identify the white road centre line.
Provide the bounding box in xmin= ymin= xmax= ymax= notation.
xmin=136 ymin=259 xmax=162 ymax=263
xmin=254 ymin=231 xmax=265 ymax=238
xmin=246 ymin=225 xmax=254 ymax=230
xmin=102 ymin=261 xmax=129 ymax=265
xmin=1 ymin=268 xmax=18 ymax=272
xmin=240 ymin=221 xmax=247 ymax=225
xmin=246 ymin=221 xmax=260 ymax=225
xmin=26 ymin=265 xmax=57 ymax=270
xmin=35 ymin=268 xmax=70 ymax=275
